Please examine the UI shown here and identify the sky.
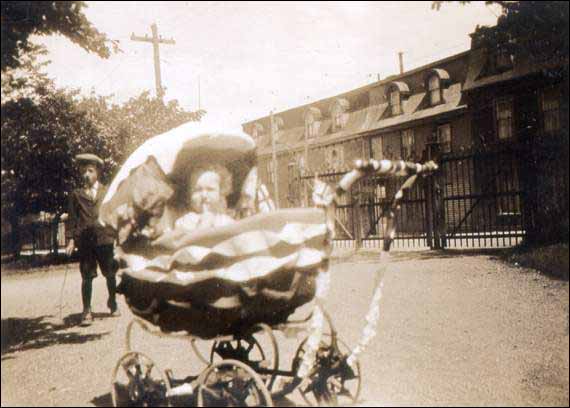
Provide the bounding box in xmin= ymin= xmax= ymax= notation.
xmin=35 ymin=1 xmax=499 ymax=129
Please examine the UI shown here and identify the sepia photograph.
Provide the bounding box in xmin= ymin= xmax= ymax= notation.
xmin=1 ymin=1 xmax=568 ymax=406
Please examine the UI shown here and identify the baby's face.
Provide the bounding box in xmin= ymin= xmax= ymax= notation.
xmin=190 ymin=170 xmax=222 ymax=214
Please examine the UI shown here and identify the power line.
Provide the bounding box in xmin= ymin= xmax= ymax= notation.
xmin=90 ymin=60 xmax=125 ymax=92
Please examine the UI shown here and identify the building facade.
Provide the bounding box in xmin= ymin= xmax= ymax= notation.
xmin=244 ymin=51 xmax=472 ymax=205
xmin=461 ymin=40 xmax=569 ymax=244
xmin=243 ymin=41 xmax=568 ymax=248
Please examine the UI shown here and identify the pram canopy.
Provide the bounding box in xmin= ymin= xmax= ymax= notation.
xmin=99 ymin=124 xmax=328 ymax=338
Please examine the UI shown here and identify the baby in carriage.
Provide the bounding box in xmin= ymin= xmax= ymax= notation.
xmin=175 ymin=163 xmax=236 ymax=230
xmin=110 ymin=160 xmax=237 ymax=272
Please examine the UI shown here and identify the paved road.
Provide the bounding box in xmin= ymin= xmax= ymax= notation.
xmin=2 ymin=251 xmax=569 ymax=406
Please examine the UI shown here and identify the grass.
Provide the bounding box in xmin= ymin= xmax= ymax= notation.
xmin=505 ymin=242 xmax=570 ymax=280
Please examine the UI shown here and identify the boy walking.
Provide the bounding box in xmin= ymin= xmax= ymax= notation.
xmin=66 ymin=153 xmax=119 ymax=326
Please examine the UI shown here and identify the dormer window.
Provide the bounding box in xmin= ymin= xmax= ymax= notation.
xmin=305 ymin=116 xmax=316 ymax=138
xmin=271 ymin=116 xmax=284 ymax=136
xmin=425 ymin=69 xmax=450 ymax=107
xmin=389 ymin=87 xmax=402 ymax=115
xmin=428 ymin=74 xmax=442 ymax=105
xmin=386 ymin=82 xmax=409 ymax=116
xmin=251 ymin=123 xmax=264 ymax=140
xmin=491 ymin=38 xmax=515 ymax=73
xmin=333 ymin=110 xmax=342 ymax=129
xmin=304 ymin=107 xmax=322 ymax=139
xmin=330 ymin=98 xmax=349 ymax=131
xmin=495 ymin=47 xmax=514 ymax=71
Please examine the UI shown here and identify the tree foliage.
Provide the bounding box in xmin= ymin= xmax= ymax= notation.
xmin=76 ymin=91 xmax=206 ymax=170
xmin=1 ymin=87 xmax=105 ymax=222
xmin=432 ymin=1 xmax=569 ymax=66
xmin=1 ymin=1 xmax=119 ymax=71
xmin=1 ymin=44 xmax=52 ymax=102
xmin=1 ymin=55 xmax=206 ymax=256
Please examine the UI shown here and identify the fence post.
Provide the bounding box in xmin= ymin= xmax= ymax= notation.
xmin=425 ymin=175 xmax=435 ymax=249
xmin=31 ymin=223 xmax=37 ymax=257
xmin=428 ymin=143 xmax=445 ymax=249
xmin=425 ymin=143 xmax=435 ymax=249
xmin=434 ymin=171 xmax=446 ymax=249
xmin=353 ymin=192 xmax=362 ymax=250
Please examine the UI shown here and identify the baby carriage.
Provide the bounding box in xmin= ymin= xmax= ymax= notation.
xmin=99 ymin=123 xmax=438 ymax=407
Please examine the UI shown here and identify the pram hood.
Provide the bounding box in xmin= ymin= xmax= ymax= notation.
xmin=100 ymin=123 xmax=257 ymax=220
xmin=98 ymin=122 xmax=328 ymax=337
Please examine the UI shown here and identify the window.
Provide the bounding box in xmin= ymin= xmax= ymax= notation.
xmin=266 ymin=160 xmax=275 ymax=186
xmin=251 ymin=123 xmax=263 ymax=140
xmin=401 ymin=129 xmax=415 ymax=160
xmin=333 ymin=108 xmax=343 ymax=130
xmin=375 ymin=184 xmax=387 ymax=199
xmin=305 ymin=114 xmax=319 ymax=139
xmin=495 ymin=165 xmax=521 ymax=215
xmin=496 ymin=98 xmax=514 ymax=140
xmin=297 ymin=154 xmax=306 ymax=176
xmin=287 ymin=162 xmax=300 ymax=204
xmin=389 ymin=88 xmax=402 ymax=116
xmin=495 ymin=47 xmax=514 ymax=71
xmin=371 ymin=136 xmax=383 ymax=160
xmin=304 ymin=119 xmax=311 ymax=139
xmin=437 ymin=124 xmax=452 ymax=154
xmin=541 ymin=87 xmax=561 ymax=134
xmin=428 ymin=75 xmax=442 ymax=105
xmin=330 ymin=99 xmax=349 ymax=131
xmin=325 ymin=145 xmax=344 ymax=170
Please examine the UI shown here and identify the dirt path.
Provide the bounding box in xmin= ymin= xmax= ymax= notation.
xmin=2 ymin=251 xmax=568 ymax=406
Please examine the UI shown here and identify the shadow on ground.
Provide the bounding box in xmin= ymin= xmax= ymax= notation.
xmin=91 ymin=392 xmax=112 ymax=407
xmin=91 ymin=390 xmax=305 ymax=407
xmin=1 ymin=252 xmax=78 ymax=275
xmin=1 ymin=314 xmax=110 ymax=357
xmin=334 ymin=248 xmax=509 ymax=264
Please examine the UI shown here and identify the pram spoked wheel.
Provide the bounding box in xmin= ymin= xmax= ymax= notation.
xmin=111 ymin=351 xmax=172 ymax=407
xmin=293 ymin=334 xmax=362 ymax=406
xmin=209 ymin=323 xmax=279 ymax=390
xmin=197 ymin=359 xmax=273 ymax=407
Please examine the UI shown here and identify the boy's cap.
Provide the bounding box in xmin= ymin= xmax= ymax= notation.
xmin=76 ymin=153 xmax=104 ymax=166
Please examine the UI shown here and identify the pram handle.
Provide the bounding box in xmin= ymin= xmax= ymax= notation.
xmin=337 ymin=159 xmax=438 ymax=195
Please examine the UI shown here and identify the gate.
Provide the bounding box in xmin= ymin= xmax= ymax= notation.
xmin=298 ymin=139 xmax=567 ymax=250
xmin=301 ymin=170 xmax=429 ymax=250
xmin=436 ymin=148 xmax=526 ymax=248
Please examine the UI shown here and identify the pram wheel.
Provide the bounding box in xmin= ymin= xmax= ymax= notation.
xmin=197 ymin=359 xmax=273 ymax=407
xmin=111 ymin=351 xmax=172 ymax=407
xmin=292 ymin=334 xmax=362 ymax=407
xmin=209 ymin=323 xmax=279 ymax=390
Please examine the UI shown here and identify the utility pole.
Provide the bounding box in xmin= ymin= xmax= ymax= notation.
xmin=270 ymin=111 xmax=279 ymax=208
xmin=303 ymin=114 xmax=310 ymax=207
xmin=131 ymin=23 xmax=175 ymax=100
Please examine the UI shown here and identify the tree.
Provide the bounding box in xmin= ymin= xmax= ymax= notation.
xmin=75 ymin=91 xmax=206 ymax=170
xmin=432 ymin=1 xmax=569 ymax=67
xmin=1 ymin=63 xmax=205 ymax=257
xmin=1 ymin=85 xmax=109 ymax=256
xmin=1 ymin=44 xmax=52 ymax=102
xmin=1 ymin=1 xmax=118 ymax=71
